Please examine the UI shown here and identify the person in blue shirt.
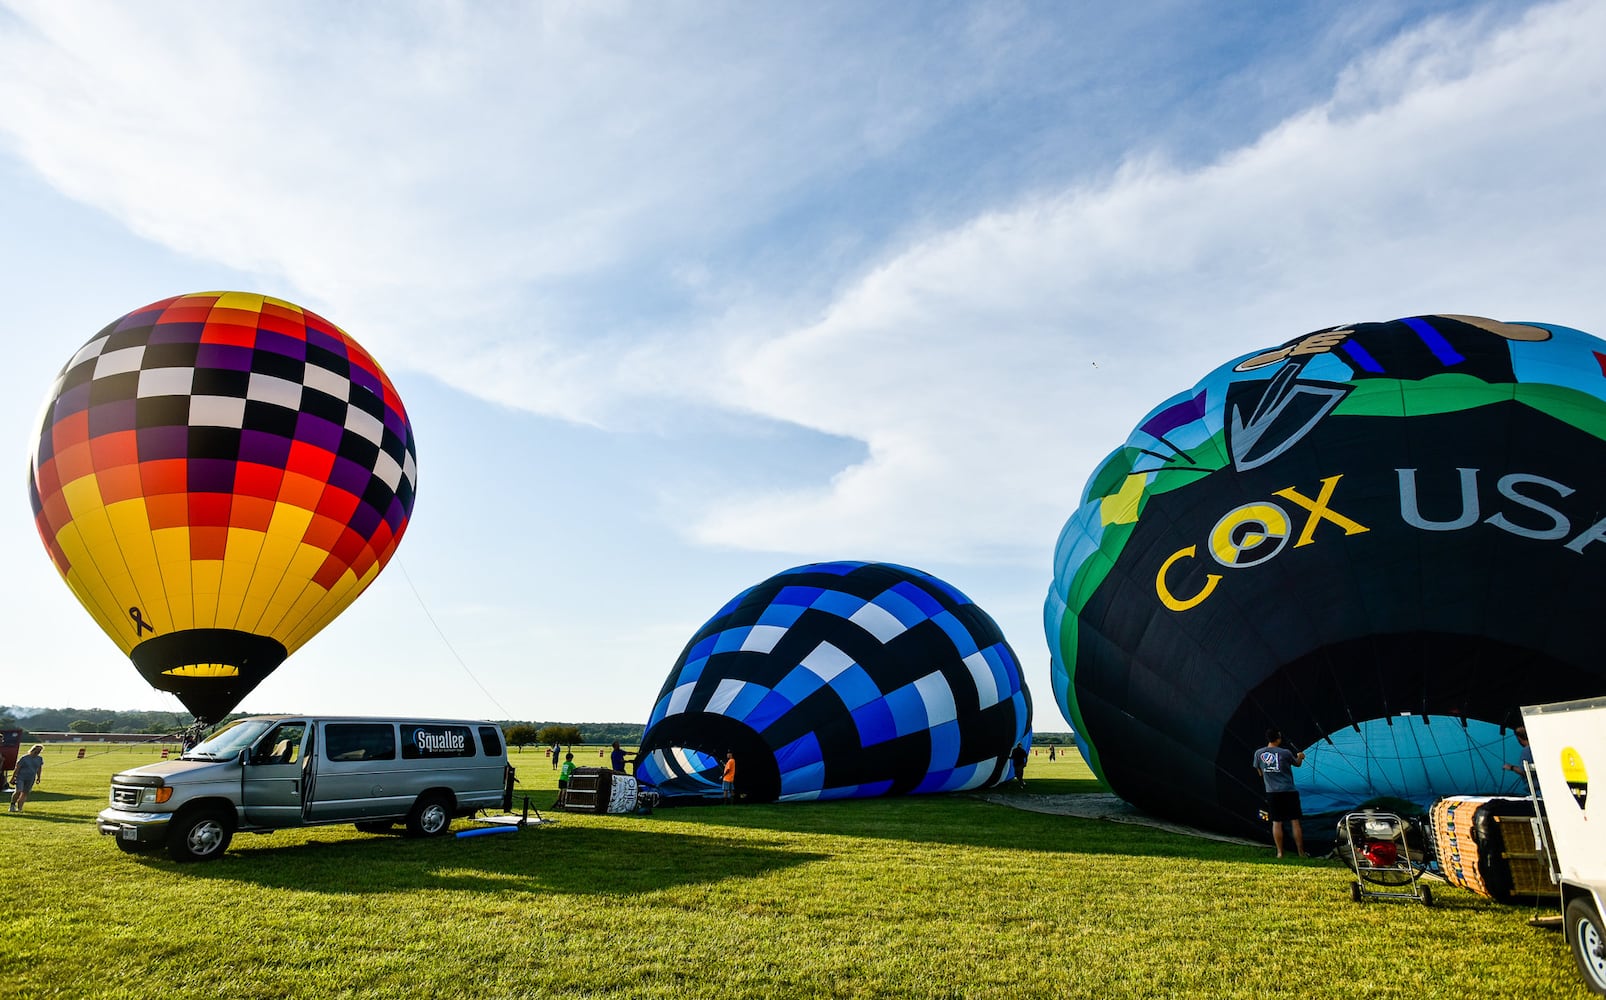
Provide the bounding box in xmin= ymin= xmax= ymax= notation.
xmin=9 ymin=745 xmax=43 ymax=812
xmin=1252 ymin=728 xmax=1306 ymax=858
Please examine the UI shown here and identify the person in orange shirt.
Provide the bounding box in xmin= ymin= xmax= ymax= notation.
xmin=721 ymin=751 xmax=737 ymax=804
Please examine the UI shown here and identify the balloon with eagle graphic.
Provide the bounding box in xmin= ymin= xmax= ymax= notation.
xmin=27 ymin=292 xmax=417 ymax=722
xmin=1047 ymin=314 xmax=1606 ymax=840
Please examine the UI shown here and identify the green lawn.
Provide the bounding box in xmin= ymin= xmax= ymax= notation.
xmin=0 ymin=743 xmax=1587 ymax=999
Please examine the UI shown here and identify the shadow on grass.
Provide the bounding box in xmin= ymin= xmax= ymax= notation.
xmin=133 ymin=825 xmax=829 ymax=896
xmin=644 ymin=794 xmax=1301 ymax=866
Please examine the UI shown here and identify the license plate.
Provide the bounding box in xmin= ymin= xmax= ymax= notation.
xmin=120 ymin=826 xmax=138 ymax=841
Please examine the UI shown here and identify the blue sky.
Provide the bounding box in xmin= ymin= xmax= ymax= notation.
xmin=2 ymin=0 xmax=1601 ymax=725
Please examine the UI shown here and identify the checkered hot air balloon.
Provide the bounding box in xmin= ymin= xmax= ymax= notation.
xmin=27 ymin=292 xmax=418 ymax=721
xmin=638 ymin=561 xmax=1032 ymax=802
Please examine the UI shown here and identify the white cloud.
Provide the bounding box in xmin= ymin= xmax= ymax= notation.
xmin=686 ymin=0 xmax=1606 ymax=563
xmin=3 ymin=0 xmax=1602 ymax=579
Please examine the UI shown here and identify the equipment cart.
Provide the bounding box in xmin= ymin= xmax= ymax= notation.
xmin=1341 ymin=810 xmax=1434 ymax=906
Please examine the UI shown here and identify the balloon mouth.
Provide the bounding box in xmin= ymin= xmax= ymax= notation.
xmin=162 ymin=664 xmax=242 ymax=678
xmin=130 ymin=629 xmax=288 ymax=723
xmin=638 ymin=713 xmax=780 ymax=802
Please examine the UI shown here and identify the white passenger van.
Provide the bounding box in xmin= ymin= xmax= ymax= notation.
xmin=97 ymin=715 xmax=513 ymax=862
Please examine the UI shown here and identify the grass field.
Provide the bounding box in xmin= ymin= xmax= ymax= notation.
xmin=0 ymin=742 xmax=1589 ymax=999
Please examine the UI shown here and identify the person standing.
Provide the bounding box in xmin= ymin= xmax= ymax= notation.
xmin=9 ymin=744 xmax=43 ymax=812
xmin=552 ymin=752 xmax=575 ymax=808
xmin=1253 ymin=728 xmax=1306 ymax=858
xmin=1010 ymin=743 xmax=1029 ymax=788
xmin=721 ymin=751 xmax=737 ymax=804
xmin=610 ymin=742 xmax=628 ymax=774
xmin=550 ymin=743 xmax=560 ymax=770
xmin=1504 ymin=726 xmax=1535 ymax=783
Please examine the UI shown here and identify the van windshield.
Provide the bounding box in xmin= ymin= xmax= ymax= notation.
xmin=182 ymin=719 xmax=279 ymax=760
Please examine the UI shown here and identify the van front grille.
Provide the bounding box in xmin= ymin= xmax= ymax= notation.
xmin=110 ymin=786 xmax=141 ymax=808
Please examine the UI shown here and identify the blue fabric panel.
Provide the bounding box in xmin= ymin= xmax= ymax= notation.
xmin=871 ymin=586 xmax=930 ymax=629
xmin=756 ymin=602 xmax=806 ymax=628
xmin=712 ymin=626 xmax=752 ymax=654
xmin=811 ymin=589 xmax=867 ymax=619
xmin=884 ymin=683 xmax=929 ymax=738
xmin=851 ymin=698 xmax=898 ymax=746
xmin=983 ymin=644 xmax=1015 ymax=694
xmin=914 ymin=768 xmax=953 ymax=794
xmin=815 ymin=784 xmax=861 ymax=801
xmin=725 ymin=682 xmax=769 ymax=722
xmin=943 ymin=761 xmax=985 ymax=791
xmin=684 ymin=634 xmax=718 ymax=664
xmin=710 ymin=587 xmax=752 ymax=620
xmin=773 ymin=585 xmax=825 ymax=607
xmin=828 ymin=664 xmax=882 ymax=711
xmin=857 ymin=779 xmax=894 ymax=798
xmin=932 ymin=610 xmax=979 ymax=657
xmin=774 ymin=665 xmax=827 ymax=706
xmin=646 ymin=692 xmax=672 ymax=729
xmin=890 ymin=580 xmax=945 ymax=618
xmin=746 ymin=690 xmax=794 ymax=734
xmin=679 ymin=655 xmax=709 ymax=686
xmin=774 ymin=732 xmax=824 ymax=772
xmin=779 ymin=762 xmax=826 ymax=797
xmin=928 ymin=719 xmax=961 ymax=770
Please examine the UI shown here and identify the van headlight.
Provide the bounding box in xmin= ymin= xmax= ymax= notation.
xmin=147 ymin=787 xmax=174 ymax=805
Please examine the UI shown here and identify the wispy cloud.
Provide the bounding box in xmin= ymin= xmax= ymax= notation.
xmin=3 ymin=0 xmax=1599 ymax=577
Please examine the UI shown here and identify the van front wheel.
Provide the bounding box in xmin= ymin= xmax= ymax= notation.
xmin=405 ymin=793 xmax=453 ymax=838
xmin=168 ymin=807 xmax=233 ymax=862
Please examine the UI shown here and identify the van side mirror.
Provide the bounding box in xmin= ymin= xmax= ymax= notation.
xmin=239 ymin=748 xmax=251 ymax=765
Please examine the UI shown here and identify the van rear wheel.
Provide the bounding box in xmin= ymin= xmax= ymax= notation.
xmin=167 ymin=807 xmax=233 ymax=862
xmin=404 ymin=793 xmax=453 ymax=837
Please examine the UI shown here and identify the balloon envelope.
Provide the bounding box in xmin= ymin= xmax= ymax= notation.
xmin=639 ymin=561 xmax=1032 ymax=801
xmin=1046 ymin=314 xmax=1606 ymax=838
xmin=28 ymin=292 xmax=417 ymax=720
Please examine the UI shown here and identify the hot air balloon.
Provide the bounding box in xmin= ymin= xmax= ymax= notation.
xmin=1046 ymin=314 xmax=1606 ymax=840
xmin=27 ymin=292 xmax=417 ymax=722
xmin=638 ymin=561 xmax=1032 ymax=802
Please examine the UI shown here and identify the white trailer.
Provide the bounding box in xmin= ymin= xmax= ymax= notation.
xmin=1522 ymin=696 xmax=1606 ymax=995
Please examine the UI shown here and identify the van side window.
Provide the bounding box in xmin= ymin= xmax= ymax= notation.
xmin=402 ymin=724 xmax=476 ymax=759
xmin=325 ymin=723 xmax=397 ymax=762
xmin=250 ymin=722 xmax=307 ymax=765
xmin=478 ymin=726 xmax=503 ymax=756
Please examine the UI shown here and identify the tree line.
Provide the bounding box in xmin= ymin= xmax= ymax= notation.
xmin=0 ymin=706 xmax=645 ymax=746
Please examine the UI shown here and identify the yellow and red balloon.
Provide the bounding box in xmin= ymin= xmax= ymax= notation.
xmin=27 ymin=292 xmax=418 ymax=720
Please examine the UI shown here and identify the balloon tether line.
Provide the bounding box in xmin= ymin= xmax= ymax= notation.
xmin=395 ymin=560 xmax=511 ymax=718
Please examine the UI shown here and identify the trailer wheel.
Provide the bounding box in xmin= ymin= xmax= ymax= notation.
xmin=404 ymin=793 xmax=453 ymax=838
xmin=1350 ymin=882 xmax=1362 ymax=903
xmin=1566 ymin=897 xmax=1606 ymax=995
xmin=1420 ymin=884 xmax=1433 ymax=908
xmin=167 ymin=807 xmax=233 ymax=863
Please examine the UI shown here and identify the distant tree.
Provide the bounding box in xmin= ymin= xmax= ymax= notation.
xmin=536 ymin=725 xmax=583 ymax=745
xmin=69 ymin=720 xmax=99 ymax=733
xmin=504 ymin=724 xmax=540 ymax=749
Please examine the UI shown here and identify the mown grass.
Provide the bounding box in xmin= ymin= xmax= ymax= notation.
xmin=0 ymin=743 xmax=1587 ymax=999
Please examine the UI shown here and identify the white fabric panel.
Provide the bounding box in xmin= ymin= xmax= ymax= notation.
xmin=741 ymin=625 xmax=787 ymax=654
xmin=705 ymin=678 xmax=748 ymax=715
xmin=138 ymin=367 xmax=197 ymax=398
xmin=964 ymin=650 xmax=1000 ymax=709
xmin=800 ymin=641 xmax=854 ymax=681
xmin=188 ymin=395 xmax=247 ymax=428
xmin=913 ymin=671 xmax=958 ymax=727
xmin=849 ymin=601 xmax=906 ymax=641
